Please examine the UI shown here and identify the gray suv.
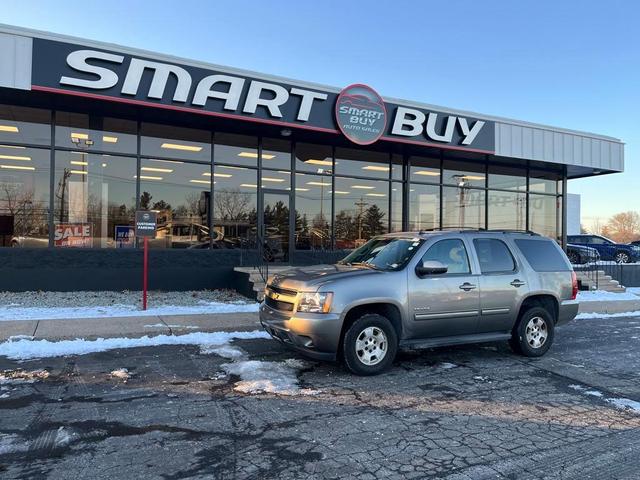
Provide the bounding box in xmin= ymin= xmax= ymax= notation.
xmin=260 ymin=231 xmax=579 ymax=375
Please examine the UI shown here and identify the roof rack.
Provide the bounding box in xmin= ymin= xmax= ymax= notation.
xmin=417 ymin=228 xmax=540 ymax=236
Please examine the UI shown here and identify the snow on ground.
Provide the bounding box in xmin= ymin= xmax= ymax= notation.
xmin=222 ymin=358 xmax=318 ymax=396
xmin=576 ymin=311 xmax=640 ymax=320
xmin=0 ymin=330 xmax=269 ymax=360
xmin=200 ymin=343 xmax=247 ymax=359
xmin=569 ymin=384 xmax=640 ymax=413
xmin=576 ymin=290 xmax=640 ymax=302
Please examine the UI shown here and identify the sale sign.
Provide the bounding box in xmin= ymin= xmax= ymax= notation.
xmin=54 ymin=223 xmax=93 ymax=247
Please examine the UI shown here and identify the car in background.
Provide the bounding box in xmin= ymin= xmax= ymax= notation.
xmin=631 ymin=240 xmax=640 ymax=247
xmin=567 ymin=234 xmax=640 ymax=263
xmin=566 ymin=243 xmax=600 ymax=264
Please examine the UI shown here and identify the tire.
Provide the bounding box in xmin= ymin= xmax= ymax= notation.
xmin=615 ymin=251 xmax=630 ymax=264
xmin=510 ymin=306 xmax=555 ymax=357
xmin=567 ymin=251 xmax=580 ymax=265
xmin=342 ymin=313 xmax=398 ymax=376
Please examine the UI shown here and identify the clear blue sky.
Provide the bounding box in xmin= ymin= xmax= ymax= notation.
xmin=3 ymin=0 xmax=637 ymax=227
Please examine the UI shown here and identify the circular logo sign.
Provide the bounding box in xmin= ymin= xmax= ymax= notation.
xmin=335 ymin=84 xmax=387 ymax=145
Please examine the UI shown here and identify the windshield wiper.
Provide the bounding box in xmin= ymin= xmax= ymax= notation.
xmin=349 ymin=262 xmax=379 ymax=270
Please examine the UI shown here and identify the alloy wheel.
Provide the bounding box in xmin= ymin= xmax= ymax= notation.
xmin=525 ymin=316 xmax=548 ymax=349
xmin=355 ymin=326 xmax=388 ymax=366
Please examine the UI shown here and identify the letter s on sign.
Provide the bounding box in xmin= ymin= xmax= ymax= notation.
xmin=60 ymin=50 xmax=125 ymax=90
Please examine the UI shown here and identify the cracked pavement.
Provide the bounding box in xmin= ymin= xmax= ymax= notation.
xmin=1 ymin=315 xmax=640 ymax=479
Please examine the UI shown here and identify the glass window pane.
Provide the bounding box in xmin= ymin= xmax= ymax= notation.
xmin=421 ymin=239 xmax=470 ymax=274
xmin=260 ymin=169 xmax=290 ymax=190
xmin=54 ymin=152 xmax=136 ymax=248
xmin=335 ymin=148 xmax=389 ymax=179
xmin=442 ymin=186 xmax=485 ymax=229
xmin=0 ymin=105 xmax=51 ymax=146
xmin=488 ymin=190 xmax=526 ymax=230
xmin=215 ymin=133 xmax=257 ymax=167
xmin=0 ymin=146 xmax=50 ymax=247
xmin=443 ymin=159 xmax=485 ymax=188
xmin=409 ymin=183 xmax=439 ymax=231
xmin=529 ymin=170 xmax=560 ymax=195
xmin=473 ymin=238 xmax=516 ymax=273
xmin=409 ymin=155 xmax=440 ymax=183
xmin=262 ymin=138 xmax=291 ymax=170
xmin=295 ymin=173 xmax=331 ymax=250
xmin=139 ymin=159 xmax=212 ymax=248
xmin=296 ymin=142 xmax=332 ymax=173
xmin=529 ymin=193 xmax=560 ymax=239
xmin=390 ymin=182 xmax=403 ymax=232
xmin=212 ymin=165 xmax=257 ymax=248
xmin=334 ymin=176 xmax=388 ymax=249
xmin=391 ymin=154 xmax=403 ymax=181
xmin=141 ymin=123 xmax=210 ymax=162
xmin=488 ymin=164 xmax=526 ymax=191
xmin=56 ymin=113 xmax=137 ymax=154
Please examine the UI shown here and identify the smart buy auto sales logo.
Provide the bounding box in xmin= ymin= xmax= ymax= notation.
xmin=335 ymin=84 xmax=387 ymax=145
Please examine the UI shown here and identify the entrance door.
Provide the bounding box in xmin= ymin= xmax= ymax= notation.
xmin=262 ymin=191 xmax=290 ymax=263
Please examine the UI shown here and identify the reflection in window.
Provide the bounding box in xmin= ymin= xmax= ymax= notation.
xmin=529 ymin=194 xmax=560 ymax=240
xmin=442 ymin=186 xmax=485 ymax=229
xmin=390 ymin=182 xmax=403 ymax=232
xmin=443 ymin=159 xmax=485 ymax=188
xmin=409 ymin=183 xmax=439 ymax=231
xmin=56 ymin=113 xmax=137 ymax=154
xmin=139 ymin=159 xmax=211 ymax=249
xmin=409 ymin=155 xmax=440 ymax=183
xmin=0 ymin=147 xmax=50 ymax=247
xmin=335 ymin=148 xmax=389 ymax=179
xmin=421 ymin=239 xmax=470 ymax=274
xmin=141 ymin=123 xmax=210 ymax=162
xmin=295 ymin=143 xmax=332 ymax=173
xmin=212 ymin=166 xmax=257 ymax=248
xmin=488 ymin=190 xmax=526 ymax=230
xmin=262 ymin=138 xmax=291 ymax=170
xmin=529 ymin=170 xmax=561 ymax=194
xmin=488 ymin=165 xmax=526 ymax=191
xmin=215 ymin=133 xmax=258 ymax=167
xmin=0 ymin=105 xmax=51 ymax=146
xmin=334 ymin=177 xmax=388 ymax=249
xmin=260 ymin=169 xmax=290 ymax=190
xmin=295 ymin=173 xmax=331 ymax=250
xmin=54 ymin=152 xmax=135 ymax=248
xmin=391 ymin=154 xmax=403 ymax=181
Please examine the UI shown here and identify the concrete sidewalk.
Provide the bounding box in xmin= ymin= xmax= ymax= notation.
xmin=0 ymin=311 xmax=260 ymax=342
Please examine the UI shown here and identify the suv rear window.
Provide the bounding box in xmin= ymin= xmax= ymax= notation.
xmin=514 ymin=239 xmax=570 ymax=272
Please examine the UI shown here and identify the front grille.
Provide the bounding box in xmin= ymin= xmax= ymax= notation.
xmin=265 ymin=296 xmax=294 ymax=312
xmin=267 ymin=285 xmax=297 ymax=297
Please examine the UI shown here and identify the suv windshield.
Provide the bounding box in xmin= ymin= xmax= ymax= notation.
xmin=339 ymin=237 xmax=425 ymax=271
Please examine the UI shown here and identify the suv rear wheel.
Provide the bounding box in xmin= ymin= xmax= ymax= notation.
xmin=615 ymin=251 xmax=630 ymax=263
xmin=342 ymin=313 xmax=398 ymax=376
xmin=510 ymin=306 xmax=555 ymax=357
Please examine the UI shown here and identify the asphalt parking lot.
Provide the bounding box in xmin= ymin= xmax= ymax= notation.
xmin=1 ymin=315 xmax=640 ymax=480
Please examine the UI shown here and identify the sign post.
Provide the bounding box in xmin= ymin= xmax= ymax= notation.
xmin=135 ymin=211 xmax=157 ymax=311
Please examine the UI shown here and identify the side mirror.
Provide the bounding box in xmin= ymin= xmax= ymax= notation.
xmin=415 ymin=260 xmax=448 ymax=277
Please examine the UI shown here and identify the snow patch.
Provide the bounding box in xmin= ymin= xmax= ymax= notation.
xmin=0 ymin=330 xmax=270 ymax=360
xmin=569 ymin=384 xmax=640 ymax=413
xmin=576 ymin=290 xmax=640 ymax=302
xmin=438 ymin=362 xmax=459 ymax=369
xmin=0 ymin=434 xmax=30 ymax=455
xmin=110 ymin=368 xmax=132 ymax=381
xmin=200 ymin=344 xmax=246 ymax=360
xmin=222 ymin=358 xmax=318 ymax=396
xmin=144 ymin=323 xmax=199 ymax=329
xmin=577 ymin=311 xmax=640 ymax=320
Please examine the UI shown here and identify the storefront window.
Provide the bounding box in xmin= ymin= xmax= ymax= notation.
xmin=141 ymin=123 xmax=210 ymax=162
xmin=212 ymin=165 xmax=257 ymax=248
xmin=295 ymin=173 xmax=331 ymax=250
xmin=260 ymin=169 xmax=290 ymax=190
xmin=295 ymin=143 xmax=332 ymax=173
xmin=334 ymin=176 xmax=388 ymax=249
xmin=0 ymin=146 xmax=50 ymax=247
xmin=335 ymin=148 xmax=390 ymax=179
xmin=215 ymin=133 xmax=257 ymax=167
xmin=443 ymin=159 xmax=486 ymax=188
xmin=529 ymin=193 xmax=560 ymax=240
xmin=55 ymin=113 xmax=137 ymax=154
xmin=488 ymin=164 xmax=526 ymax=191
xmin=529 ymin=169 xmax=561 ymax=195
xmin=409 ymin=156 xmax=440 ymax=183
xmin=0 ymin=105 xmax=51 ymax=146
xmin=390 ymin=182 xmax=404 ymax=232
xmin=488 ymin=190 xmax=526 ymax=230
xmin=139 ymin=159 xmax=211 ymax=248
xmin=442 ymin=186 xmax=485 ymax=229
xmin=391 ymin=154 xmax=403 ymax=181
xmin=53 ymin=152 xmax=136 ymax=248
xmin=262 ymin=138 xmax=291 ymax=170
xmin=408 ymin=184 xmax=439 ymax=231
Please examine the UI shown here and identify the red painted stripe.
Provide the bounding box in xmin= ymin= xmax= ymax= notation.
xmin=31 ymin=85 xmax=495 ymax=155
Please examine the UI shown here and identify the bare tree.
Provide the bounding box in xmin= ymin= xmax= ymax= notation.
xmin=604 ymin=211 xmax=640 ymax=243
xmin=214 ymin=189 xmax=251 ymax=220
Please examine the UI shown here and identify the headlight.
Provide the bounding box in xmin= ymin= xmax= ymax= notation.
xmin=297 ymin=292 xmax=333 ymax=313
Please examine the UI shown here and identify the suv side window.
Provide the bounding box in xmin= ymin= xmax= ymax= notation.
xmin=421 ymin=239 xmax=470 ymax=274
xmin=473 ymin=238 xmax=516 ymax=273
xmin=589 ymin=236 xmax=608 ymax=245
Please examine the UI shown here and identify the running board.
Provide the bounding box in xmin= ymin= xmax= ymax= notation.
xmin=400 ymin=332 xmax=511 ymax=350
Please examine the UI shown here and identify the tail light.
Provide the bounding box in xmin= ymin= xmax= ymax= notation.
xmin=571 ymin=271 xmax=578 ymax=300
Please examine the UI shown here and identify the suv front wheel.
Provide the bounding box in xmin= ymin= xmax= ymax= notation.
xmin=510 ymin=306 xmax=555 ymax=357
xmin=615 ymin=251 xmax=630 ymax=264
xmin=342 ymin=313 xmax=398 ymax=376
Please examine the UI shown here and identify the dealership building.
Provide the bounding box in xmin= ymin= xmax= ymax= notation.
xmin=0 ymin=25 xmax=625 ymax=291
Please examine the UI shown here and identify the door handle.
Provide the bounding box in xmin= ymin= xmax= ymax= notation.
xmin=459 ymin=282 xmax=477 ymax=291
xmin=510 ymin=279 xmax=526 ymax=288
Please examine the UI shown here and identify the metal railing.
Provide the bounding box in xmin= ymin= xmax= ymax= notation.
xmin=572 ymin=260 xmax=625 ymax=290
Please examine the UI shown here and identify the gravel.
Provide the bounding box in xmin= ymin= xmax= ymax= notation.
xmin=0 ymin=289 xmax=252 ymax=309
